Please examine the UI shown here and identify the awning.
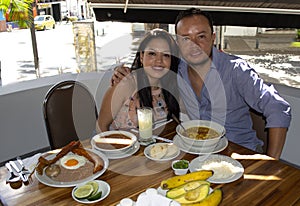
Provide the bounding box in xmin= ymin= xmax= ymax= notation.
xmin=88 ymin=0 xmax=300 ymax=28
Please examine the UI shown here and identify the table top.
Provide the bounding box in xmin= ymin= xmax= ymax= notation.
xmin=1 ymin=121 xmax=300 ymax=206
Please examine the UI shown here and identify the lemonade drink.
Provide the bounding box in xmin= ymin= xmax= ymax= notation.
xmin=137 ymin=107 xmax=153 ymax=143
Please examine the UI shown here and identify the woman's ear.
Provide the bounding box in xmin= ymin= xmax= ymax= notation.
xmin=139 ymin=52 xmax=143 ymax=63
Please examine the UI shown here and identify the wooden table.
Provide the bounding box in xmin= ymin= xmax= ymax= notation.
xmin=1 ymin=121 xmax=300 ymax=206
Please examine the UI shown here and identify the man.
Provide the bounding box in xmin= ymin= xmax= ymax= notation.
xmin=112 ymin=8 xmax=291 ymax=159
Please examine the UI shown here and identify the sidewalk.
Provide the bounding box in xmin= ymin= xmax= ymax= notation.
xmin=224 ymin=32 xmax=300 ymax=54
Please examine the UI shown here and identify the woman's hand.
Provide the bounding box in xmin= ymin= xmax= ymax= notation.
xmin=111 ymin=64 xmax=132 ymax=86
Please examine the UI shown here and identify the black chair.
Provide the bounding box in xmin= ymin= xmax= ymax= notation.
xmin=43 ymin=80 xmax=98 ymax=149
xmin=250 ymin=109 xmax=268 ymax=153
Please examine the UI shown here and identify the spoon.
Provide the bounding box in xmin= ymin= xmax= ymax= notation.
xmin=171 ymin=114 xmax=187 ymax=132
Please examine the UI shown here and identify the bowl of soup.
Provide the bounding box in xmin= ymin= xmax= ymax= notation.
xmin=91 ymin=131 xmax=137 ymax=155
xmin=176 ymin=120 xmax=225 ymax=149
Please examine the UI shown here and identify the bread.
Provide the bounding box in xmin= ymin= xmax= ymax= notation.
xmin=165 ymin=144 xmax=178 ymax=158
xmin=150 ymin=144 xmax=168 ymax=159
xmin=149 ymin=144 xmax=179 ymax=159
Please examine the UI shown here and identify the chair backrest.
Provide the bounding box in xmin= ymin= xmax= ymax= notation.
xmin=43 ymin=80 xmax=98 ymax=149
xmin=250 ymin=109 xmax=268 ymax=153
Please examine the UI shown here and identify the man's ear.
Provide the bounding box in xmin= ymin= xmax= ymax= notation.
xmin=212 ymin=32 xmax=216 ymax=44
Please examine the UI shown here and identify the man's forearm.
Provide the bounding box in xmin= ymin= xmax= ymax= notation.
xmin=267 ymin=127 xmax=287 ymax=159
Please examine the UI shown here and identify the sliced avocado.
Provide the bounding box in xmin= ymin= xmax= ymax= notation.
xmin=173 ymin=184 xmax=210 ymax=204
xmin=166 ymin=180 xmax=210 ymax=199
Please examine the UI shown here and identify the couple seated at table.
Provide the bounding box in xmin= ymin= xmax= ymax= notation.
xmin=97 ymin=8 xmax=291 ymax=160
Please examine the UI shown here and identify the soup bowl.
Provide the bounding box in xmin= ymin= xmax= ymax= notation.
xmin=91 ymin=130 xmax=137 ymax=155
xmin=176 ymin=120 xmax=225 ymax=150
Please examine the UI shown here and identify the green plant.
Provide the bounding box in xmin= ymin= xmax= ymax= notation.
xmin=0 ymin=0 xmax=33 ymax=28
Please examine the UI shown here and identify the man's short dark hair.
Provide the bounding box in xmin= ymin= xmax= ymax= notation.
xmin=175 ymin=8 xmax=214 ymax=34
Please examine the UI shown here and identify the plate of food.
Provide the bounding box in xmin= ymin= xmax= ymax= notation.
xmin=91 ymin=131 xmax=140 ymax=159
xmin=189 ymin=154 xmax=244 ymax=184
xmin=35 ymin=141 xmax=109 ymax=187
xmin=72 ymin=180 xmax=110 ymax=204
xmin=144 ymin=143 xmax=180 ymax=162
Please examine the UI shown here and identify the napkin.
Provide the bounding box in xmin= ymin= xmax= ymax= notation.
xmin=5 ymin=153 xmax=41 ymax=182
xmin=22 ymin=153 xmax=41 ymax=172
xmin=136 ymin=188 xmax=180 ymax=206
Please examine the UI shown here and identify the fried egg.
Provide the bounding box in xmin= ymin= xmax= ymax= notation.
xmin=60 ymin=154 xmax=86 ymax=170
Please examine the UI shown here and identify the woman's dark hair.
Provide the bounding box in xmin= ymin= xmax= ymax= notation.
xmin=175 ymin=8 xmax=214 ymax=34
xmin=131 ymin=29 xmax=180 ymax=120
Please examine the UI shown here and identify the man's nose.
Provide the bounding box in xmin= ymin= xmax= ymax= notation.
xmin=190 ymin=37 xmax=200 ymax=46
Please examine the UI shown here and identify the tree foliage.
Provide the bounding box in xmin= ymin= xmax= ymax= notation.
xmin=0 ymin=0 xmax=34 ymax=28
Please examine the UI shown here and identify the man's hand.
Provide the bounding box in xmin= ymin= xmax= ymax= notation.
xmin=111 ymin=64 xmax=132 ymax=86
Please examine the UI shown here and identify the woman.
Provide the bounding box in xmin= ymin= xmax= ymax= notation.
xmin=97 ymin=29 xmax=180 ymax=132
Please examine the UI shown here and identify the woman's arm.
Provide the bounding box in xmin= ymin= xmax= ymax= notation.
xmin=97 ymin=86 xmax=116 ymax=132
xmin=98 ymin=77 xmax=135 ymax=132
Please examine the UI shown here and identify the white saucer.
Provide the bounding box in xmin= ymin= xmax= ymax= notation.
xmin=173 ymin=135 xmax=228 ymax=155
xmin=144 ymin=143 xmax=180 ymax=162
xmin=72 ymin=180 xmax=110 ymax=204
xmin=93 ymin=141 xmax=140 ymax=159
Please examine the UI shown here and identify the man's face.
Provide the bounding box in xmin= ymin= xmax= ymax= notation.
xmin=176 ymin=15 xmax=215 ymax=66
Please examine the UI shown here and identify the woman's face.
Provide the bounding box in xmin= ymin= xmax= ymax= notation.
xmin=140 ymin=38 xmax=172 ymax=82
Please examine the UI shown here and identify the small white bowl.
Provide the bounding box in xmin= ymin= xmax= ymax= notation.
xmin=172 ymin=160 xmax=189 ymax=175
xmin=119 ymin=198 xmax=135 ymax=206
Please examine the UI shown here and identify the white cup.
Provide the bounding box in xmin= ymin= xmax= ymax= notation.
xmin=137 ymin=107 xmax=154 ymax=145
xmin=120 ymin=198 xmax=134 ymax=206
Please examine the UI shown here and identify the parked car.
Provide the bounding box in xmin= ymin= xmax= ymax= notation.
xmin=34 ymin=15 xmax=55 ymax=31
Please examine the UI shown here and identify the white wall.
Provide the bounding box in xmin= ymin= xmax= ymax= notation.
xmin=0 ymin=72 xmax=299 ymax=168
xmin=0 ymin=71 xmax=112 ymax=164
xmin=223 ymin=26 xmax=258 ymax=36
xmin=275 ymin=84 xmax=300 ymax=167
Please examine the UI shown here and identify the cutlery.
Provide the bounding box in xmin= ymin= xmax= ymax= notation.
xmin=171 ymin=114 xmax=187 ymax=132
xmin=153 ymin=119 xmax=173 ymax=130
xmin=9 ymin=161 xmax=28 ymax=183
xmin=5 ymin=162 xmax=20 ymax=183
xmin=16 ymin=157 xmax=30 ymax=174
xmin=153 ymin=135 xmax=173 ymax=143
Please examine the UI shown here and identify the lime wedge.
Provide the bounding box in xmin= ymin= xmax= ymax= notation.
xmin=74 ymin=185 xmax=94 ymax=199
xmin=86 ymin=181 xmax=99 ymax=196
xmin=87 ymin=191 xmax=102 ymax=201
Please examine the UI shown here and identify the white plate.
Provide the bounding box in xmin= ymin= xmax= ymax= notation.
xmin=144 ymin=143 xmax=180 ymax=162
xmin=173 ymin=135 xmax=228 ymax=155
xmin=72 ymin=180 xmax=110 ymax=204
xmin=94 ymin=141 xmax=140 ymax=159
xmin=189 ymin=154 xmax=244 ymax=184
xmin=35 ymin=149 xmax=109 ymax=187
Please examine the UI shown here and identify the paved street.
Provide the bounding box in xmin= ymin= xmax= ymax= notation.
xmin=0 ymin=22 xmax=299 ymax=88
xmin=0 ymin=23 xmax=78 ymax=85
xmin=0 ymin=22 xmax=135 ymax=85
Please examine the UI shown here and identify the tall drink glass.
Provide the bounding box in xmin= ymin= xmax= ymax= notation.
xmin=137 ymin=107 xmax=155 ymax=145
